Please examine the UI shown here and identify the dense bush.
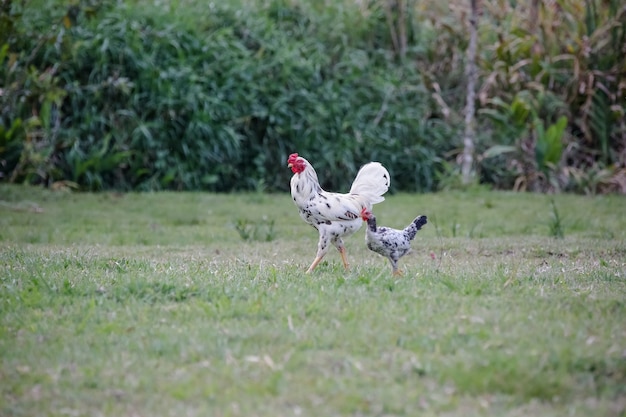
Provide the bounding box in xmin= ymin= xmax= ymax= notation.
xmin=0 ymin=0 xmax=455 ymax=192
xmin=1 ymin=0 xmax=624 ymax=193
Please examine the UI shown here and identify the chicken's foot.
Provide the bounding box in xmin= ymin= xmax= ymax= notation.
xmin=306 ymin=256 xmax=324 ymax=274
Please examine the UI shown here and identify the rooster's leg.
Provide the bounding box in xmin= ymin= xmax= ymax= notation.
xmin=306 ymin=233 xmax=330 ymax=273
xmin=306 ymin=256 xmax=325 ymax=274
xmin=338 ymin=246 xmax=350 ymax=270
xmin=333 ymin=238 xmax=350 ymax=270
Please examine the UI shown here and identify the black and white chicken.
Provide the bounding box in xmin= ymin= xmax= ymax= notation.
xmin=360 ymin=208 xmax=427 ymax=276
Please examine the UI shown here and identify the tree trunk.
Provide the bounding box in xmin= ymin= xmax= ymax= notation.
xmin=383 ymin=0 xmax=408 ymax=60
xmin=461 ymin=0 xmax=479 ymax=184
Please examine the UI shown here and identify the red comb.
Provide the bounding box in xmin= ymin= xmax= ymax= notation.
xmin=287 ymin=153 xmax=299 ymax=163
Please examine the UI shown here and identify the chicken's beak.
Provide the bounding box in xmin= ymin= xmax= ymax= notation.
xmin=288 ymin=163 xmax=293 ymax=168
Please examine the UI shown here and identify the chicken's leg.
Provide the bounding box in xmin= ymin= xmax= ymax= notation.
xmin=307 ymin=248 xmax=349 ymax=273
xmin=306 ymin=233 xmax=330 ymax=273
xmin=306 ymin=256 xmax=325 ymax=274
xmin=389 ymin=257 xmax=403 ymax=276
xmin=333 ymin=238 xmax=350 ymax=270
xmin=338 ymin=246 xmax=350 ymax=270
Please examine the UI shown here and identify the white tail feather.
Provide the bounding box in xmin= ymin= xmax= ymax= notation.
xmin=349 ymin=162 xmax=390 ymax=205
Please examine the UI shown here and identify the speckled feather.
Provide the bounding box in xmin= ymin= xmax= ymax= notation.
xmin=364 ymin=214 xmax=428 ymax=274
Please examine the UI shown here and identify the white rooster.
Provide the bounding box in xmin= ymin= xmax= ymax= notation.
xmin=287 ymin=153 xmax=390 ymax=273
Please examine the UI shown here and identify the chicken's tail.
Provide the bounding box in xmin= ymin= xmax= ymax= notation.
xmin=404 ymin=215 xmax=428 ymax=241
xmin=349 ymin=162 xmax=390 ymax=205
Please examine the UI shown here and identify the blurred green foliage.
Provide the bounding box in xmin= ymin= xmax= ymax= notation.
xmin=475 ymin=0 xmax=626 ymax=193
xmin=0 ymin=0 xmax=624 ymax=193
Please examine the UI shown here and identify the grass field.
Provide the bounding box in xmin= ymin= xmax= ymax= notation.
xmin=1 ymin=184 xmax=625 ymax=417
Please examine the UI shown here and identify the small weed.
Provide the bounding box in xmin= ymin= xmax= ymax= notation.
xmin=451 ymin=219 xmax=460 ymax=237
xmin=234 ymin=217 xmax=276 ymax=242
xmin=468 ymin=223 xmax=483 ymax=238
xmin=548 ymin=198 xmax=565 ymax=238
xmin=234 ymin=218 xmax=254 ymax=240
xmin=429 ymin=215 xmax=442 ymax=237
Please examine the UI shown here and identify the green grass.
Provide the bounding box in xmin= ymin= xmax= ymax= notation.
xmin=1 ymin=184 xmax=625 ymax=416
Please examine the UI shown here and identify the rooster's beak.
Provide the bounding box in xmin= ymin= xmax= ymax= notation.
xmin=288 ymin=163 xmax=293 ymax=168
